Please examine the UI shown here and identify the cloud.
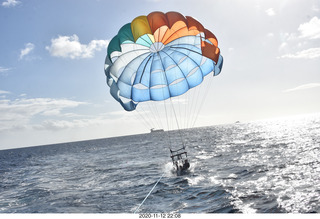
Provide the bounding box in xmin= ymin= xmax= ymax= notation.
xmin=265 ymin=8 xmax=276 ymax=16
xmin=46 ymin=35 xmax=109 ymax=59
xmin=33 ymin=110 xmax=126 ymax=131
xmin=0 ymin=66 xmax=11 ymax=75
xmin=0 ymin=67 xmax=10 ymax=72
xmin=19 ymin=43 xmax=35 ymax=60
xmin=278 ymin=47 xmax=320 ymax=59
xmin=278 ymin=17 xmax=320 ymax=59
xmin=312 ymin=4 xmax=320 ymax=12
xmin=278 ymin=42 xmax=288 ymax=51
xmin=34 ymin=120 xmax=80 ymax=131
xmin=0 ymin=97 xmax=87 ymax=132
xmin=267 ymin=33 xmax=274 ymax=37
xmin=284 ymin=83 xmax=320 ymax=92
xmin=34 ymin=118 xmax=106 ymax=131
xmin=298 ymin=16 xmax=320 ymax=39
xmin=278 ymin=17 xmax=320 ymax=50
xmin=1 ymin=0 xmax=20 ymax=7
xmin=0 ymin=90 xmax=10 ymax=95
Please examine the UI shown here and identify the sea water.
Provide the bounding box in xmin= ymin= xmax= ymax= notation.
xmin=0 ymin=114 xmax=319 ymax=213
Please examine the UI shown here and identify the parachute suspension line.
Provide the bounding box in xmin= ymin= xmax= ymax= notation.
xmin=177 ymin=95 xmax=183 ymax=130
xmin=163 ymin=96 xmax=173 ymax=149
xmin=145 ymin=101 xmax=163 ymax=129
xmin=160 ymin=49 xmax=187 ymax=133
xmin=186 ymin=81 xmax=198 ymax=129
xmin=183 ymin=90 xmax=190 ymax=130
xmin=158 ymin=52 xmax=176 ymax=149
xmin=148 ymin=101 xmax=172 ymax=151
xmin=154 ymin=102 xmax=165 ymax=128
xmin=134 ymin=172 xmax=165 ymax=214
xmin=155 ymin=59 xmax=172 ymax=148
xmin=185 ymin=49 xmax=191 ymax=130
xmin=159 ymin=50 xmax=186 ymax=148
xmin=169 ymin=97 xmax=185 ymax=147
xmin=137 ymin=103 xmax=158 ymax=130
xmin=134 ymin=108 xmax=153 ymax=130
xmin=189 ymin=76 xmax=207 ymax=129
xmin=186 ymin=88 xmax=194 ymax=130
xmin=191 ymin=75 xmax=214 ymax=128
xmin=184 ymin=64 xmax=199 ymax=130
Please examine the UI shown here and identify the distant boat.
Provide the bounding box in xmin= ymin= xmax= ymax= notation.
xmin=150 ymin=128 xmax=164 ymax=133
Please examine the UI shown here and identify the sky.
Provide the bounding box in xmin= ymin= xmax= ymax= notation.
xmin=0 ymin=0 xmax=320 ymax=150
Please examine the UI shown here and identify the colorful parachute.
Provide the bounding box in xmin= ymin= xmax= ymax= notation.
xmin=105 ymin=11 xmax=223 ymax=111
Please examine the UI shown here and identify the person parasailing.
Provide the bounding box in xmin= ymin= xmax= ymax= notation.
xmin=170 ymin=146 xmax=190 ymax=173
xmin=104 ymin=11 xmax=223 ymax=174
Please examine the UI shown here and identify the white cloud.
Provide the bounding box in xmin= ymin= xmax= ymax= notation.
xmin=278 ymin=47 xmax=320 ymax=59
xmin=32 ymin=109 xmax=129 ymax=131
xmin=0 ymin=97 xmax=87 ymax=132
xmin=312 ymin=4 xmax=320 ymax=12
xmin=34 ymin=120 xmax=79 ymax=131
xmin=279 ymin=16 xmax=320 ymax=44
xmin=278 ymin=17 xmax=320 ymax=58
xmin=265 ymin=8 xmax=276 ymax=16
xmin=298 ymin=16 xmax=320 ymax=39
xmin=46 ymin=34 xmax=109 ymax=59
xmin=19 ymin=43 xmax=35 ymax=60
xmin=0 ymin=66 xmax=11 ymax=73
xmin=0 ymin=66 xmax=11 ymax=76
xmin=284 ymin=83 xmax=320 ymax=92
xmin=0 ymin=90 xmax=10 ymax=95
xmin=278 ymin=42 xmax=288 ymax=51
xmin=34 ymin=118 xmax=107 ymax=131
xmin=267 ymin=33 xmax=274 ymax=37
xmin=2 ymin=0 xmax=20 ymax=7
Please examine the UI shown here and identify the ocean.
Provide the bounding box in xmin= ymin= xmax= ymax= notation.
xmin=0 ymin=114 xmax=319 ymax=213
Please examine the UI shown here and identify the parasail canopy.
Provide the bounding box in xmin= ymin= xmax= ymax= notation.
xmin=105 ymin=11 xmax=223 ymax=111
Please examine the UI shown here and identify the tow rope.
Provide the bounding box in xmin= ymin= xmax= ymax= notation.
xmin=134 ymin=173 xmax=165 ymax=213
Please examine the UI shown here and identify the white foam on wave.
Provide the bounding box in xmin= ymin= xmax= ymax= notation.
xmin=163 ymin=162 xmax=176 ymax=177
xmin=186 ymin=175 xmax=205 ymax=186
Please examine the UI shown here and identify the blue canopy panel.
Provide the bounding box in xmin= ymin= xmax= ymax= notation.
xmin=214 ymin=55 xmax=223 ymax=76
xmin=104 ymin=35 xmax=223 ymax=111
xmin=150 ymin=85 xmax=170 ymax=101
xmin=109 ymin=80 xmax=137 ymax=111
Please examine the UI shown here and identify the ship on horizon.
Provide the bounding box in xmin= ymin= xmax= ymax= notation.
xmin=150 ymin=128 xmax=164 ymax=133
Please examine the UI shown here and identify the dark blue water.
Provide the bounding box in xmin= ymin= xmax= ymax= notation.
xmin=0 ymin=114 xmax=319 ymax=213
